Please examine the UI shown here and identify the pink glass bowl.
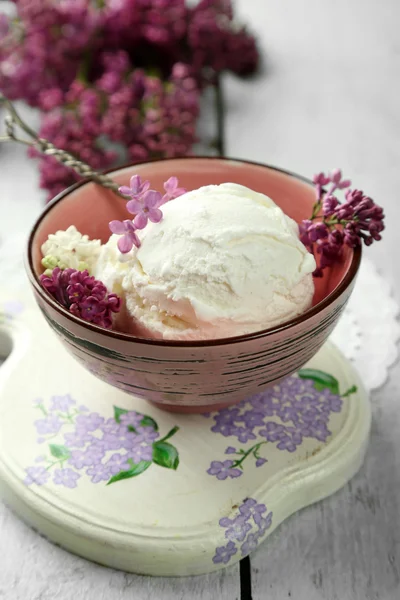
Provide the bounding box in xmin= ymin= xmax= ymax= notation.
xmin=26 ymin=158 xmax=361 ymax=413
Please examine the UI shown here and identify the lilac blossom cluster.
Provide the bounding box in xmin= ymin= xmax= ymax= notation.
xmin=213 ymin=498 xmax=272 ymax=564
xmin=39 ymin=267 xmax=121 ymax=328
xmin=110 ymin=174 xmax=186 ymax=252
xmin=24 ymin=394 xmax=178 ymax=488
xmin=0 ymin=1 xmax=258 ymax=198
xmin=300 ymin=169 xmax=385 ymax=276
xmin=206 ymin=374 xmax=343 ymax=480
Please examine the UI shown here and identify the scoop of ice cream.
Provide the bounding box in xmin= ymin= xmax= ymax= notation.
xmin=96 ymin=183 xmax=316 ymax=340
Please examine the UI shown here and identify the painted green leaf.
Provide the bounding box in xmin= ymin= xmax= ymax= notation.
xmin=140 ymin=415 xmax=159 ymax=431
xmin=298 ymin=369 xmax=340 ymax=395
xmin=152 ymin=442 xmax=179 ymax=470
xmin=342 ymin=384 xmax=358 ymax=397
xmin=49 ymin=444 xmax=70 ymax=460
xmin=113 ymin=405 xmax=129 ymax=423
xmin=106 ymin=460 xmax=151 ymax=485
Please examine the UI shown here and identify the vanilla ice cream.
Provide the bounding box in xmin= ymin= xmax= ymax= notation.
xmin=95 ymin=183 xmax=316 ymax=340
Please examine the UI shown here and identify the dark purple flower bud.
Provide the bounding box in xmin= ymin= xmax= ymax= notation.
xmin=322 ymin=195 xmax=339 ymax=216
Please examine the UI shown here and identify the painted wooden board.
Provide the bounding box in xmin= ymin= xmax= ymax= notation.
xmin=0 ymin=287 xmax=370 ymax=577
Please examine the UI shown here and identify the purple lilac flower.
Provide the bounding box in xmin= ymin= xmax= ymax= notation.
xmin=161 ymin=176 xmax=186 ymax=203
xmin=258 ymin=422 xmax=286 ymax=443
xmin=225 ymin=446 xmax=236 ymax=454
xmin=119 ymin=175 xmax=150 ymax=198
xmin=223 ymin=518 xmax=252 ymax=543
xmin=34 ymin=415 xmax=62 ymax=435
xmin=53 ymin=468 xmax=81 ymax=489
xmin=50 ymin=394 xmax=76 ymax=412
xmin=109 ymin=219 xmax=141 ymax=253
xmin=75 ymin=413 xmax=105 ymax=432
xmin=207 ymin=460 xmax=242 ymax=481
xmin=40 ymin=268 xmax=121 ymax=328
xmin=212 ymin=541 xmax=238 ymax=565
xmin=255 ymin=511 xmax=273 ymax=534
xmin=239 ymin=499 xmax=267 ymax=520
xmin=232 ymin=427 xmax=257 ymax=444
xmin=86 ymin=463 xmax=111 ymax=484
xmin=24 ymin=466 xmax=50 ymax=486
xmin=255 ymin=458 xmax=267 ymax=468
xmin=119 ymin=412 xmax=144 ymax=429
xmin=240 ymin=533 xmax=260 ymax=557
xmin=127 ymin=190 xmax=163 ymax=230
xmin=106 ymin=453 xmax=131 ymax=475
xmin=276 ymin=435 xmax=298 ymax=453
xmin=64 ymin=430 xmax=92 ymax=448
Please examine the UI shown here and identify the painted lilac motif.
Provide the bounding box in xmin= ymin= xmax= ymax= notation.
xmin=24 ymin=396 xmax=180 ymax=488
xmin=212 ymin=498 xmax=273 ymax=565
xmin=207 ymin=371 xmax=356 ymax=479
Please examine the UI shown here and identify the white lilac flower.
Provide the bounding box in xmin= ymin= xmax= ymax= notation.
xmin=41 ymin=225 xmax=101 ymax=274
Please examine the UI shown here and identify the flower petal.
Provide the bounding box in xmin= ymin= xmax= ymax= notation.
xmin=148 ymin=207 xmax=163 ymax=223
xmin=144 ymin=190 xmax=162 ymax=208
xmin=117 ymin=235 xmax=133 ymax=254
xmin=109 ymin=220 xmax=126 ymax=234
xmin=126 ymin=198 xmax=143 ymax=214
xmin=164 ymin=176 xmax=178 ymax=194
xmin=134 ymin=213 xmax=148 ymax=229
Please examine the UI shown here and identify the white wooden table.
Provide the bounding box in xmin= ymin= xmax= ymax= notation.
xmin=1 ymin=1 xmax=399 ymax=598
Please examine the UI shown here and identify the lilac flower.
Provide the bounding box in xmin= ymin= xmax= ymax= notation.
xmin=240 ymin=411 xmax=265 ymax=429
xmin=64 ymin=430 xmax=92 ymax=448
xmin=239 ymin=499 xmax=267 ymax=520
xmin=24 ymin=466 xmax=50 ymax=486
xmin=207 ymin=460 xmax=242 ymax=480
xmin=276 ymin=435 xmax=298 ymax=453
xmin=34 ymin=415 xmax=62 ymax=436
xmin=225 ymin=446 xmax=236 ymax=454
xmin=106 ymin=453 xmax=131 ymax=475
xmin=128 ymin=446 xmax=154 ymax=463
xmin=75 ymin=413 xmax=105 ymax=432
xmin=161 ymin=177 xmax=186 ymax=203
xmin=68 ymin=446 xmax=104 ymax=469
xmin=119 ymin=175 xmax=150 ymax=199
xmin=40 ymin=268 xmax=121 ymax=328
xmin=300 ymin=420 xmax=331 ymax=442
xmin=127 ymin=190 xmax=163 ymax=230
xmin=50 ymin=394 xmax=76 ymax=412
xmin=241 ymin=533 xmax=260 ymax=557
xmin=302 ymin=169 xmax=384 ymax=275
xmin=232 ymin=427 xmax=257 ymax=444
xmin=35 ymin=455 xmax=46 ymax=463
xmin=86 ymin=463 xmax=111 ymax=484
xmin=224 ymin=519 xmax=252 ymax=543
xmin=109 ymin=219 xmax=141 ymax=253
xmin=255 ymin=458 xmax=267 ymax=468
xmin=212 ymin=542 xmax=238 ymax=565
xmin=258 ymin=422 xmax=286 ymax=443
xmin=119 ymin=412 xmax=144 ymax=429
xmin=53 ymin=468 xmax=81 ymax=489
xmin=255 ymin=511 xmax=273 ymax=533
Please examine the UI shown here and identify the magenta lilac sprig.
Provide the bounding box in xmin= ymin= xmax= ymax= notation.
xmin=40 ymin=268 xmax=121 ymax=329
xmin=300 ymin=169 xmax=385 ymax=277
xmin=109 ymin=174 xmax=186 ymax=253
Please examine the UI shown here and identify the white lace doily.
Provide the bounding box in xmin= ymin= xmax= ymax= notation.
xmin=0 ymin=232 xmax=398 ymax=393
xmin=331 ymin=257 xmax=400 ymax=391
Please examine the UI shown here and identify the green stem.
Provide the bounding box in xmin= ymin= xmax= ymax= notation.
xmin=342 ymin=385 xmax=358 ymax=398
xmin=158 ymin=426 xmax=179 ymax=443
xmin=232 ymin=441 xmax=268 ymax=469
xmin=36 ymin=404 xmax=48 ymax=416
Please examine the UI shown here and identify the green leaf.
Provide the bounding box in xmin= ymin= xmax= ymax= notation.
xmin=113 ymin=405 xmax=129 ymax=423
xmin=107 ymin=460 xmax=151 ymax=485
xmin=298 ymin=369 xmax=340 ymax=395
xmin=49 ymin=444 xmax=70 ymax=460
xmin=342 ymin=384 xmax=358 ymax=398
xmin=152 ymin=442 xmax=179 ymax=470
xmin=158 ymin=425 xmax=179 ymax=443
xmin=140 ymin=415 xmax=159 ymax=431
